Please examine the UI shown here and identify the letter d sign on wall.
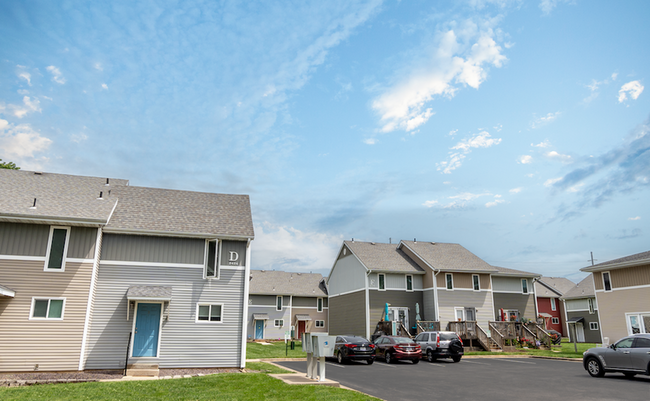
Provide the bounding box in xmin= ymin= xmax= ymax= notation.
xmin=229 ymin=251 xmax=239 ymax=265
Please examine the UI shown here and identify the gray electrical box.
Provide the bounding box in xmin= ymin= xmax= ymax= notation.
xmin=302 ymin=333 xmax=313 ymax=353
xmin=311 ymin=334 xmax=336 ymax=358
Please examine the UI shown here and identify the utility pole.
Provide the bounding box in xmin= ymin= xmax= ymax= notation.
xmin=589 ymin=252 xmax=597 ymax=266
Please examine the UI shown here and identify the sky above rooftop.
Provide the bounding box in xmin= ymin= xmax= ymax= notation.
xmin=1 ymin=0 xmax=648 ymax=281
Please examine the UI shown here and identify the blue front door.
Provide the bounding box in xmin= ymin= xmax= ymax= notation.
xmin=133 ymin=303 xmax=161 ymax=357
xmin=255 ymin=320 xmax=264 ymax=339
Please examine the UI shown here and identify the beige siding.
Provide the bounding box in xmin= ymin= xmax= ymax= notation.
xmin=610 ymin=264 xmax=650 ymax=288
xmin=0 ymin=259 xmax=92 ymax=371
xmin=594 ymin=273 xmax=604 ymax=290
xmin=437 ymin=290 xmax=494 ymax=329
xmin=400 ymin=246 xmax=434 ymax=288
xmin=329 ymin=290 xmax=366 ymax=337
xmin=292 ymin=307 xmax=328 ymax=333
xmin=437 ymin=272 xmax=490 ymax=289
xmin=595 ymin=286 xmax=650 ymax=342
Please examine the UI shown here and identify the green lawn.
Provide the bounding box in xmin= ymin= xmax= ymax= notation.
xmin=247 ymin=340 xmax=307 ymax=359
xmin=0 ymin=366 xmax=377 ymax=401
xmin=465 ymin=341 xmax=599 ymax=358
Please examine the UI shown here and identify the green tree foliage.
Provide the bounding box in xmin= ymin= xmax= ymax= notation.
xmin=0 ymin=159 xmax=20 ymax=170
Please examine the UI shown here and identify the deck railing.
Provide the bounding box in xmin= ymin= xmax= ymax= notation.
xmin=416 ymin=321 xmax=440 ymax=334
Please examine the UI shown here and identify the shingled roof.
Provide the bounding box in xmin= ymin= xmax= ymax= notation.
xmin=562 ymin=276 xmax=595 ymax=299
xmin=249 ymin=271 xmax=327 ymax=297
xmin=0 ymin=169 xmax=127 ymax=225
xmin=400 ymin=240 xmax=498 ymax=273
xmin=0 ymin=169 xmax=254 ymax=238
xmin=492 ymin=265 xmax=540 ymax=277
xmin=344 ymin=241 xmax=425 ymax=273
xmin=534 ymin=277 xmax=575 ymax=298
xmin=581 ymin=250 xmax=650 ymax=272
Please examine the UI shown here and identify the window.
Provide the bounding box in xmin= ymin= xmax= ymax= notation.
xmin=626 ymin=313 xmax=650 ymax=335
xmin=30 ymin=298 xmax=65 ymax=320
xmin=317 ymin=297 xmax=323 ymax=312
xmin=589 ymin=322 xmax=599 ymax=331
xmin=634 ymin=337 xmax=650 ymax=348
xmin=274 ymin=319 xmax=284 ymax=327
xmin=204 ymin=240 xmax=219 ymax=278
xmin=550 ymin=298 xmax=556 ymax=311
xmin=45 ymin=226 xmax=70 ymax=271
xmin=472 ymin=275 xmax=480 ymax=291
xmin=315 ymin=320 xmax=324 ymax=328
xmin=551 ymin=317 xmax=559 ymax=325
xmin=406 ymin=275 xmax=413 ymax=291
xmin=588 ymin=298 xmax=595 ymax=314
xmin=196 ymin=304 xmax=222 ymax=322
xmin=276 ymin=296 xmax=283 ymax=311
xmin=378 ymin=274 xmax=385 ymax=290
xmin=446 ymin=273 xmax=453 ymax=290
xmin=505 ymin=310 xmax=519 ymax=322
xmin=602 ymin=272 xmax=612 ymax=292
xmin=521 ymin=279 xmax=528 ymax=294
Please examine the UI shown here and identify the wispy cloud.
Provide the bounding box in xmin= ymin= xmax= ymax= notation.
xmin=618 ymin=80 xmax=644 ymax=103
xmin=17 ymin=71 xmax=31 ymax=86
xmin=518 ymin=155 xmax=532 ymax=164
xmin=486 ymin=198 xmax=505 ymax=207
xmin=422 ymin=200 xmax=438 ymax=208
xmin=364 ymin=138 xmax=377 ymax=145
xmin=46 ymin=66 xmax=66 ymax=84
xmin=544 ymin=177 xmax=562 ymax=187
xmin=0 ymin=96 xmax=42 ymax=118
xmin=531 ymin=111 xmax=560 ymax=129
xmin=628 ymin=216 xmax=641 ymax=221
xmin=437 ymin=131 xmax=502 ymax=173
xmin=532 ymin=139 xmax=551 ymax=148
xmin=509 ymin=187 xmax=522 ymax=193
xmin=539 ymin=0 xmax=572 ymax=16
xmin=0 ymin=118 xmax=52 ymax=169
xmin=372 ymin=19 xmax=507 ymax=133
xmin=545 ymin=150 xmax=572 ymax=163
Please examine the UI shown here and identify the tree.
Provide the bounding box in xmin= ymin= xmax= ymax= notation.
xmin=0 ymin=159 xmax=20 ymax=170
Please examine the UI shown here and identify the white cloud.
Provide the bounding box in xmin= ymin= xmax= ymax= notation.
xmin=364 ymin=138 xmax=377 ymax=145
xmin=449 ymin=192 xmax=490 ymax=201
xmin=251 ymin=222 xmax=343 ymax=274
xmin=17 ymin=89 xmax=29 ymax=95
xmin=485 ymin=199 xmax=505 ymax=207
xmin=532 ymin=140 xmax=551 ymax=148
xmin=46 ymin=66 xmax=66 ymax=84
xmin=101 ymin=83 xmax=108 ymax=90
xmin=618 ymin=80 xmax=644 ymax=103
xmin=568 ymin=183 xmax=584 ymax=193
xmin=628 ymin=216 xmax=641 ymax=221
xmin=545 ymin=150 xmax=572 ymax=163
xmin=518 ymin=155 xmax=532 ymax=164
xmin=0 ymin=119 xmax=52 ymax=169
xmin=1 ymin=96 xmax=42 ymax=118
xmin=539 ymin=0 xmax=571 ymax=15
xmin=438 ymin=131 xmax=501 ymax=173
xmin=531 ymin=111 xmax=560 ymax=129
xmin=509 ymin=187 xmax=522 ymax=194
xmin=70 ymin=132 xmax=88 ymax=143
xmin=18 ymin=71 xmax=32 ymax=86
xmin=423 ymin=200 xmax=438 ymax=208
xmin=94 ymin=62 xmax=103 ymax=71
xmin=448 ymin=129 xmax=458 ymax=136
xmin=544 ymin=177 xmax=562 ymax=187
xmin=611 ymin=73 xmax=618 ymax=80
xmin=372 ymin=23 xmax=506 ymax=133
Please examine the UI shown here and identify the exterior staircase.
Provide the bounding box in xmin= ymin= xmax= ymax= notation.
xmin=125 ymin=363 xmax=159 ymax=377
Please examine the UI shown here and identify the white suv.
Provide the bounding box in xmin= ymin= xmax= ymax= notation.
xmin=414 ymin=331 xmax=464 ymax=363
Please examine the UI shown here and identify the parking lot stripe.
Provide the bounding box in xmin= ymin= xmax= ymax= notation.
xmin=496 ymin=359 xmax=536 ymax=365
xmin=425 ymin=363 xmax=446 ymax=368
xmin=462 ymin=360 xmax=491 ymax=365
xmin=326 ymin=362 xmax=345 ymax=368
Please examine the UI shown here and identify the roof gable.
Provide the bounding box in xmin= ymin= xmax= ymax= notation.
xmin=249 ymin=270 xmax=327 ymax=297
xmin=562 ymin=276 xmax=595 ymax=299
xmin=344 ymin=241 xmax=424 ymax=274
xmin=400 ymin=240 xmax=497 ymax=273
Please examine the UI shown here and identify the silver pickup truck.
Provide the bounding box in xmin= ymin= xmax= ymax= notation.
xmin=414 ymin=331 xmax=464 ymax=362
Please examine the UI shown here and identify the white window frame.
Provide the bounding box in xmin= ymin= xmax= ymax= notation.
xmin=589 ymin=322 xmax=599 ymax=331
xmin=588 ymin=298 xmax=595 ymax=314
xmin=550 ymin=298 xmax=556 ymax=311
xmin=378 ymin=273 xmax=386 ymax=291
xmin=203 ymin=239 xmax=220 ymax=279
xmin=195 ymin=303 xmax=224 ymax=323
xmin=315 ymin=320 xmax=325 ymax=328
xmin=472 ymin=274 xmax=480 ymax=291
xmin=29 ymin=297 xmax=66 ymax=320
xmin=446 ymin=273 xmax=454 ymax=290
xmin=602 ymin=271 xmax=612 ymax=292
xmin=406 ymin=275 xmax=413 ymax=292
xmin=274 ymin=319 xmax=284 ymax=327
xmin=44 ymin=226 xmax=70 ymax=272
xmin=276 ymin=296 xmax=283 ymax=311
xmin=626 ymin=312 xmax=650 ymax=335
xmin=521 ymin=279 xmax=528 ymax=294
xmin=504 ymin=310 xmax=519 ymax=322
xmin=551 ymin=317 xmax=559 ymax=325
xmin=317 ymin=297 xmax=323 ymax=312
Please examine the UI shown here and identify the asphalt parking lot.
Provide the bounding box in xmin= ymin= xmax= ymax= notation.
xmin=276 ymin=357 xmax=650 ymax=401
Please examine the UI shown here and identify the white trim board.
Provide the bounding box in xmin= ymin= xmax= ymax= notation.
xmin=0 ymin=255 xmax=46 ymax=261
xmin=595 ymin=283 xmax=650 ymax=292
xmin=100 ymin=260 xmax=203 ymax=269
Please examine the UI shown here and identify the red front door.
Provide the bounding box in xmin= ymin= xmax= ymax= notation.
xmin=297 ymin=321 xmax=306 ymax=340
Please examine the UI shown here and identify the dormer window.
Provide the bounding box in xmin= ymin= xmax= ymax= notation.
xmin=45 ymin=226 xmax=70 ymax=271
xmin=204 ymin=240 xmax=219 ymax=279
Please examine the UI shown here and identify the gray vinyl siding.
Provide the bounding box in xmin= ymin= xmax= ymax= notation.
xmin=328 ymin=253 xmax=366 ymax=296
xmin=369 ymin=273 xmax=423 ymax=290
xmin=0 ymin=222 xmax=49 ymax=256
xmin=566 ymin=311 xmax=602 ymax=343
xmin=249 ymin=295 xmax=276 ymax=306
xmin=438 ymin=290 xmax=494 ymax=329
xmin=369 ymin=290 xmax=423 ymax=333
xmin=293 ymin=296 xmax=318 ymax=308
xmin=328 ymin=290 xmax=366 ymax=337
xmin=68 ymin=227 xmax=97 ymax=259
xmin=247 ymin=305 xmax=290 ymax=340
xmin=220 ymin=240 xmax=247 ymax=266
xmin=423 ymin=288 xmax=436 ymax=321
xmin=0 ymin=259 xmax=93 ymax=371
xmin=85 ymin=263 xmax=245 ymax=369
xmin=492 ymin=276 xmax=530 ymax=293
xmin=492 ymin=293 xmax=537 ymax=320
xmin=101 ymin=234 xmax=205 ymax=264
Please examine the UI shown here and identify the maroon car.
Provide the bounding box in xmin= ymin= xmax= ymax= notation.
xmin=374 ymin=335 xmax=421 ymax=364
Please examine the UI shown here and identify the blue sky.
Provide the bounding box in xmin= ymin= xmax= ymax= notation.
xmin=1 ymin=0 xmax=648 ymax=281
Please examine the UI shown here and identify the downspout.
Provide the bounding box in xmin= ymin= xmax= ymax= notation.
xmin=532 ymin=277 xmax=540 ymax=325
xmin=365 ymin=269 xmax=371 ymax=340
xmin=433 ymin=269 xmax=440 ymax=322
xmin=239 ymin=238 xmax=252 ymax=369
xmin=289 ymin=295 xmax=293 ymax=336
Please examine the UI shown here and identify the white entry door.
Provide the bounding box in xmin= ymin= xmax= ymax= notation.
xmin=388 ymin=307 xmax=409 ymax=331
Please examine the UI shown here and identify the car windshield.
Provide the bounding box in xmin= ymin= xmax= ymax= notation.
xmin=393 ymin=337 xmax=413 ymax=344
xmin=439 ymin=333 xmax=458 ymax=341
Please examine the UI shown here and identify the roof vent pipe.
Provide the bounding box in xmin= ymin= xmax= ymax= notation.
xmin=352 ymin=238 xmax=354 ymax=243
xmin=414 ymin=238 xmax=417 ymax=243
xmin=98 ymin=191 xmax=103 ymax=199
xmin=106 ymin=178 xmax=110 ymax=185
xmin=30 ymin=198 xmax=37 ymax=208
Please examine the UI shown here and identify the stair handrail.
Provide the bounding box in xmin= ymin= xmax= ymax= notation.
xmin=488 ymin=323 xmax=505 ymax=350
xmin=475 ymin=323 xmax=497 ymax=351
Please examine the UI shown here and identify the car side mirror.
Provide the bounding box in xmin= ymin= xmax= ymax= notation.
xmin=609 ymin=344 xmax=616 ymax=350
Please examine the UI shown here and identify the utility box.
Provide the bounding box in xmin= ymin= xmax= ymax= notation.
xmin=302 ymin=333 xmax=313 ymax=353
xmin=311 ymin=334 xmax=336 ymax=358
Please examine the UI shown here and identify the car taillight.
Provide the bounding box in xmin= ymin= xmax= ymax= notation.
xmin=414 ymin=344 xmax=421 ymax=349
xmin=345 ymin=343 xmax=356 ymax=348
xmin=436 ymin=333 xmax=440 ymax=348
xmin=369 ymin=344 xmax=376 ymax=349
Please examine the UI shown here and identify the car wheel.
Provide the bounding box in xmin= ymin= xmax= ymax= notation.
xmin=367 ymin=358 xmax=374 ymax=365
xmin=337 ymin=352 xmax=345 ymax=364
xmin=412 ymin=358 xmax=420 ymax=364
xmin=427 ymin=350 xmax=437 ymax=362
xmin=451 ymin=356 xmax=462 ymax=363
xmin=385 ymin=352 xmax=392 ymax=364
xmin=623 ymin=372 xmax=636 ymax=379
xmin=586 ymin=357 xmax=605 ymax=377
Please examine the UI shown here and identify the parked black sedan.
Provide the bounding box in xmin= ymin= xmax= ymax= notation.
xmin=333 ymin=335 xmax=376 ymax=364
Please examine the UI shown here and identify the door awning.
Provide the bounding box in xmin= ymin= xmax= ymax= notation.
xmin=295 ymin=314 xmax=312 ymax=321
xmin=253 ymin=313 xmax=269 ymax=320
xmin=566 ymin=316 xmax=584 ymax=323
xmin=0 ymin=284 xmax=15 ymax=298
xmin=127 ymin=286 xmax=173 ymax=301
